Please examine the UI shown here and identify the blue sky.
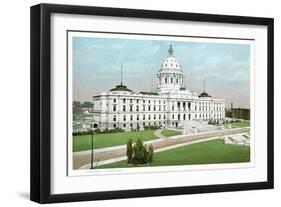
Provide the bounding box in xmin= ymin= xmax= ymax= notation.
xmin=72 ymin=36 xmax=251 ymax=109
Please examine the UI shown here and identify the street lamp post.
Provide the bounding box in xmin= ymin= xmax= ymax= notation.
xmin=90 ymin=130 xmax=94 ymax=169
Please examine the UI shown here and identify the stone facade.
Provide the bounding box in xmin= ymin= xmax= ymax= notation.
xmin=92 ymin=45 xmax=225 ymax=131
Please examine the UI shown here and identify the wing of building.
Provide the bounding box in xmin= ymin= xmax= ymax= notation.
xmin=92 ymin=45 xmax=225 ymax=131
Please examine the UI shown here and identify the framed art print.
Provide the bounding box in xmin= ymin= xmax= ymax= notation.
xmin=30 ymin=3 xmax=274 ymax=203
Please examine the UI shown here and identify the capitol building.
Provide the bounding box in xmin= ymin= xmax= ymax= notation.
xmin=92 ymin=45 xmax=225 ymax=131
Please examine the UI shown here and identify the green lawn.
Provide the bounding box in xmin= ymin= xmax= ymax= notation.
xmin=161 ymin=129 xmax=182 ymax=137
xmin=73 ymin=129 xmax=157 ymax=152
xmin=228 ymin=120 xmax=250 ymax=128
xmin=97 ymin=139 xmax=250 ymax=169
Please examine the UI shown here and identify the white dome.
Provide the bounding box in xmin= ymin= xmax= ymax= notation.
xmin=161 ymin=56 xmax=181 ymax=70
xmin=157 ymin=45 xmax=185 ymax=93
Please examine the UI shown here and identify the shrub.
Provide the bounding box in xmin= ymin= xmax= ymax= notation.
xmin=126 ymin=139 xmax=133 ymax=163
xmin=208 ymin=120 xmax=212 ymax=124
xmin=126 ymin=138 xmax=154 ymax=165
xmin=72 ymin=128 xmax=124 ymax=136
xmin=132 ymin=139 xmax=148 ymax=164
xmin=148 ymin=144 xmax=154 ymax=163
xmin=144 ymin=125 xmax=160 ymax=130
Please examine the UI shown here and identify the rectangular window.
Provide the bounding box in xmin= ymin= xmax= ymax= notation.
xmin=113 ymin=105 xmax=116 ymax=111
xmin=130 ymin=105 xmax=133 ymax=112
xmin=123 ymin=98 xmax=126 ymax=103
xmin=123 ymin=105 xmax=126 ymax=112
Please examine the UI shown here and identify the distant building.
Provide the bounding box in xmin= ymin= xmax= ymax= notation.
xmin=91 ymin=45 xmax=225 ymax=131
xmin=225 ymin=103 xmax=250 ymax=120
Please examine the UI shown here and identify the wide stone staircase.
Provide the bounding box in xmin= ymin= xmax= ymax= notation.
xmin=179 ymin=120 xmax=221 ymax=134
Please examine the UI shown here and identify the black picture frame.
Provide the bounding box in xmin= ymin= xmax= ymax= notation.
xmin=30 ymin=3 xmax=274 ymax=204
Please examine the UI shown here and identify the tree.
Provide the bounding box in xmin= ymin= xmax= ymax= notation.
xmin=81 ymin=101 xmax=93 ymax=108
xmin=126 ymin=139 xmax=133 ymax=163
xmin=126 ymin=138 xmax=154 ymax=165
xmin=148 ymin=144 xmax=154 ymax=163
xmin=132 ymin=139 xmax=145 ymax=164
xmin=73 ymin=100 xmax=81 ymax=108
